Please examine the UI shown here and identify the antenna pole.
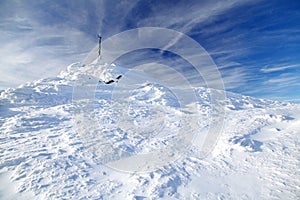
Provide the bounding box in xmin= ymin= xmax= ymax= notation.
xmin=97 ymin=34 xmax=102 ymax=59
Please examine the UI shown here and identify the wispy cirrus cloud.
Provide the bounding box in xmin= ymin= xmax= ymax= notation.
xmin=0 ymin=1 xmax=101 ymax=89
xmin=0 ymin=19 xmax=94 ymax=88
xmin=260 ymin=64 xmax=300 ymax=73
xmin=0 ymin=0 xmax=258 ymax=90
xmin=265 ymin=73 xmax=300 ymax=86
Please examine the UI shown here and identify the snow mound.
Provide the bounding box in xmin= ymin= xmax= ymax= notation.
xmin=59 ymin=59 xmax=123 ymax=84
xmin=0 ymin=61 xmax=299 ymax=199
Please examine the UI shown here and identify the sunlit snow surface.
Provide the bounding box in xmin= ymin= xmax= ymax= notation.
xmin=0 ymin=62 xmax=299 ymax=199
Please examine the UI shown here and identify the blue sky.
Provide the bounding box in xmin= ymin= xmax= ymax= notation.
xmin=0 ymin=0 xmax=299 ymax=103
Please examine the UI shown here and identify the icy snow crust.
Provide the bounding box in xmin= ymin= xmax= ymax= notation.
xmin=0 ymin=62 xmax=300 ymax=199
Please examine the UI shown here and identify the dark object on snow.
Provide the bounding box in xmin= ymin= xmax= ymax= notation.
xmin=105 ymin=80 xmax=115 ymax=84
xmin=100 ymin=75 xmax=122 ymax=84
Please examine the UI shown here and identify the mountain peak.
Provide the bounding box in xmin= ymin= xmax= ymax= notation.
xmin=0 ymin=61 xmax=299 ymax=199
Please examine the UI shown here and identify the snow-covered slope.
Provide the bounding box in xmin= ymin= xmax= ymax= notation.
xmin=0 ymin=62 xmax=299 ymax=199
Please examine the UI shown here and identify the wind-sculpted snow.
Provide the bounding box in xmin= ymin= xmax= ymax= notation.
xmin=0 ymin=62 xmax=300 ymax=199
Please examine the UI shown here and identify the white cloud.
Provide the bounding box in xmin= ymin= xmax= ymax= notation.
xmin=0 ymin=15 xmax=95 ymax=89
xmin=260 ymin=64 xmax=300 ymax=73
xmin=263 ymin=73 xmax=300 ymax=90
xmin=0 ymin=0 xmax=260 ymax=90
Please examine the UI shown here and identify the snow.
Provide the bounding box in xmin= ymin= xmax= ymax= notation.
xmin=0 ymin=61 xmax=299 ymax=199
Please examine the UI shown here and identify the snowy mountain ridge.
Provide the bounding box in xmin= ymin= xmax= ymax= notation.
xmin=0 ymin=62 xmax=299 ymax=199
